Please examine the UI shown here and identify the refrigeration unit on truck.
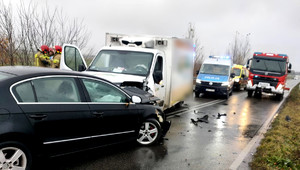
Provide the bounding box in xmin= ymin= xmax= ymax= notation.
xmin=59 ymin=33 xmax=194 ymax=110
xmin=246 ymin=52 xmax=292 ymax=99
xmin=195 ymin=56 xmax=235 ymax=99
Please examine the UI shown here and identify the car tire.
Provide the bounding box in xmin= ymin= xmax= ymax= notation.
xmin=0 ymin=141 xmax=32 ymax=170
xmin=137 ymin=119 xmax=162 ymax=146
xmin=247 ymin=90 xmax=253 ymax=97
xmin=195 ymin=91 xmax=200 ymax=98
xmin=224 ymin=92 xmax=229 ymax=99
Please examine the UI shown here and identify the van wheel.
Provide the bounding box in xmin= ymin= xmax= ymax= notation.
xmin=195 ymin=91 xmax=200 ymax=98
xmin=0 ymin=141 xmax=32 ymax=170
xmin=137 ymin=119 xmax=162 ymax=146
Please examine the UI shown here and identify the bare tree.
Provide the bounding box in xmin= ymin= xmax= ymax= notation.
xmin=187 ymin=23 xmax=205 ymax=77
xmin=0 ymin=1 xmax=22 ymax=65
xmin=0 ymin=0 xmax=93 ymax=66
xmin=227 ymin=31 xmax=251 ymax=65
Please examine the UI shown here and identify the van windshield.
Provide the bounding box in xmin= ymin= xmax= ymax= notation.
xmin=200 ymin=64 xmax=230 ymax=76
xmin=88 ymin=50 xmax=154 ymax=76
xmin=233 ymin=68 xmax=241 ymax=76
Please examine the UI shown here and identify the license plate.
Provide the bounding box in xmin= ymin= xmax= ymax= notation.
xmin=206 ymin=89 xmax=215 ymax=92
xmin=259 ymin=82 xmax=270 ymax=87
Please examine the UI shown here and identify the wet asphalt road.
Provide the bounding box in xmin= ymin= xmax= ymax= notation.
xmin=45 ymin=80 xmax=299 ymax=170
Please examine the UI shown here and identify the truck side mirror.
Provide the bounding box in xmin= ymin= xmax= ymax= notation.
xmin=288 ymin=63 xmax=292 ymax=69
xmin=78 ymin=64 xmax=86 ymax=72
xmin=230 ymin=73 xmax=235 ymax=78
xmin=246 ymin=59 xmax=252 ymax=69
xmin=241 ymin=74 xmax=245 ymax=78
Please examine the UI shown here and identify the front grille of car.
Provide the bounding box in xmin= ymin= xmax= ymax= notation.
xmin=201 ymin=81 xmax=222 ymax=87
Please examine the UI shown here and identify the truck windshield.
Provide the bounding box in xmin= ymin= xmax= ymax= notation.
xmin=200 ymin=64 xmax=230 ymax=76
xmin=233 ymin=68 xmax=241 ymax=76
xmin=88 ymin=50 xmax=154 ymax=76
xmin=251 ymin=58 xmax=286 ymax=74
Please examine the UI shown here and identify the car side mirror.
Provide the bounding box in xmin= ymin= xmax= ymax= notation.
xmin=132 ymin=96 xmax=142 ymax=104
xmin=78 ymin=64 xmax=86 ymax=72
xmin=230 ymin=73 xmax=235 ymax=78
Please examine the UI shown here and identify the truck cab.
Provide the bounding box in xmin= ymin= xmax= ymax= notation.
xmin=246 ymin=52 xmax=292 ymax=99
xmin=195 ymin=56 xmax=235 ymax=99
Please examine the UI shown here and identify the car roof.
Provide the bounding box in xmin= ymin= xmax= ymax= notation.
xmin=0 ymin=66 xmax=104 ymax=81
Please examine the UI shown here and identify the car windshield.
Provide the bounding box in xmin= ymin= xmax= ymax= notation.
xmin=200 ymin=64 xmax=230 ymax=76
xmin=233 ymin=68 xmax=241 ymax=76
xmin=88 ymin=50 xmax=154 ymax=76
xmin=0 ymin=72 xmax=15 ymax=81
xmin=251 ymin=58 xmax=286 ymax=74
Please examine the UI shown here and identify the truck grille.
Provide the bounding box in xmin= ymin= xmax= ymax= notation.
xmin=253 ymin=77 xmax=278 ymax=87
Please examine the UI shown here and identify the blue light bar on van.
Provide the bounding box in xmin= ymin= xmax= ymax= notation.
xmin=278 ymin=54 xmax=287 ymax=57
xmin=254 ymin=52 xmax=263 ymax=54
xmin=209 ymin=55 xmax=231 ymax=59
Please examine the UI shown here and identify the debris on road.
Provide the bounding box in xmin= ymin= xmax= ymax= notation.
xmin=191 ymin=118 xmax=198 ymax=126
xmin=197 ymin=115 xmax=209 ymax=123
xmin=217 ymin=113 xmax=227 ymax=119
xmin=285 ymin=115 xmax=291 ymax=122
xmin=233 ymin=112 xmax=236 ymax=115
xmin=174 ymin=114 xmax=181 ymax=117
xmin=208 ymin=130 xmax=212 ymax=132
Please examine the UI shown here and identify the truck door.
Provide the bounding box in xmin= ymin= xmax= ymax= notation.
xmin=60 ymin=44 xmax=87 ymax=71
xmin=153 ymin=55 xmax=165 ymax=103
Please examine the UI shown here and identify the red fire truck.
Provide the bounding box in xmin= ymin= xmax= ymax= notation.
xmin=246 ymin=52 xmax=292 ymax=100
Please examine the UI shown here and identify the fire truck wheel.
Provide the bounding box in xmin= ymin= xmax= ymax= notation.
xmin=247 ymin=90 xmax=253 ymax=97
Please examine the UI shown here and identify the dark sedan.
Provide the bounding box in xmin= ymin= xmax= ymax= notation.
xmin=0 ymin=66 xmax=170 ymax=170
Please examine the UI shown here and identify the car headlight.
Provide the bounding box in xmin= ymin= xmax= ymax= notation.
xmin=196 ymin=79 xmax=201 ymax=84
xmin=221 ymin=82 xmax=230 ymax=86
xmin=234 ymin=78 xmax=240 ymax=82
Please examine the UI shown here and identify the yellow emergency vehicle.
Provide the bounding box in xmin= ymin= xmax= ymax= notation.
xmin=232 ymin=64 xmax=249 ymax=90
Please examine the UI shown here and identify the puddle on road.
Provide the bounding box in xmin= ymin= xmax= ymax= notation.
xmin=241 ymin=124 xmax=261 ymax=138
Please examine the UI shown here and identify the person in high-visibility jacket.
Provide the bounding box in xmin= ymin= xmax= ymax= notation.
xmin=34 ymin=45 xmax=51 ymax=67
xmin=51 ymin=45 xmax=62 ymax=68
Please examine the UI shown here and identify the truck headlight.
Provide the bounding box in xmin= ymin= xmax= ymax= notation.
xmin=196 ymin=79 xmax=201 ymax=84
xmin=234 ymin=78 xmax=240 ymax=82
xmin=221 ymin=82 xmax=230 ymax=86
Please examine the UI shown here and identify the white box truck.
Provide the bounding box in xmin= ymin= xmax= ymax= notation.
xmin=59 ymin=33 xmax=194 ymax=110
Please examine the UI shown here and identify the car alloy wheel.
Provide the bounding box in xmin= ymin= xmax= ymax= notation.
xmin=0 ymin=147 xmax=27 ymax=170
xmin=137 ymin=119 xmax=161 ymax=145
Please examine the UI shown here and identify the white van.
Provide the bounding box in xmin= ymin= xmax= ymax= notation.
xmin=59 ymin=33 xmax=194 ymax=110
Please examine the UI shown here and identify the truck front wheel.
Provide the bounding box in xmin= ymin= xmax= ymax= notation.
xmin=276 ymin=93 xmax=284 ymax=100
xmin=247 ymin=90 xmax=253 ymax=97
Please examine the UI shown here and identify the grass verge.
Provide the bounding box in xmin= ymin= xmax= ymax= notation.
xmin=251 ymin=83 xmax=300 ymax=170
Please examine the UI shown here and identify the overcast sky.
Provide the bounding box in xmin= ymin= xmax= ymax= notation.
xmin=5 ymin=0 xmax=300 ymax=71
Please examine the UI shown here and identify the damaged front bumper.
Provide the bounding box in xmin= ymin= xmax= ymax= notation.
xmin=161 ymin=120 xmax=171 ymax=136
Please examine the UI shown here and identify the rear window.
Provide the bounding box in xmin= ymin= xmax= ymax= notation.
xmin=0 ymin=72 xmax=14 ymax=81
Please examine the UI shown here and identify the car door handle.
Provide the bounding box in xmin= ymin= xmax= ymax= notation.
xmin=29 ymin=114 xmax=47 ymax=120
xmin=92 ymin=111 xmax=104 ymax=117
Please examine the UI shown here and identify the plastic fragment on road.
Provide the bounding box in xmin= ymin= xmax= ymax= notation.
xmin=197 ymin=115 xmax=209 ymax=123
